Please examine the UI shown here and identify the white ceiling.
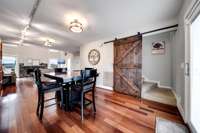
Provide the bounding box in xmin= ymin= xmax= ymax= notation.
xmin=0 ymin=0 xmax=183 ymax=52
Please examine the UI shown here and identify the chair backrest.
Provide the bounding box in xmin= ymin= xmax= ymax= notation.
xmin=85 ymin=68 xmax=93 ymax=70
xmin=34 ymin=68 xmax=42 ymax=90
xmin=80 ymin=69 xmax=97 ymax=91
xmin=55 ymin=68 xmax=67 ymax=73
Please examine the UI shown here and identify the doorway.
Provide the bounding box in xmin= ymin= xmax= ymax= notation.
xmin=141 ymin=31 xmax=177 ymax=106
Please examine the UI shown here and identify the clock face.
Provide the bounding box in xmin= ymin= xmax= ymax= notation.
xmin=88 ymin=49 xmax=100 ymax=65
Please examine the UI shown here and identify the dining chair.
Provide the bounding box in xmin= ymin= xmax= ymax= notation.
xmin=85 ymin=67 xmax=93 ymax=70
xmin=34 ymin=68 xmax=63 ymax=120
xmin=0 ymin=75 xmax=12 ymax=96
xmin=72 ymin=69 xmax=98 ymax=121
xmin=54 ymin=68 xmax=67 ymax=73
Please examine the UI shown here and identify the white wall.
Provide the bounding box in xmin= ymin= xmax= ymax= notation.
xmin=2 ymin=44 xmax=78 ymax=77
xmin=3 ymin=45 xmax=65 ymax=64
xmin=63 ymin=52 xmax=80 ymax=71
xmin=71 ymin=52 xmax=81 ymax=70
xmin=142 ymin=31 xmax=175 ymax=88
xmin=173 ymin=0 xmax=195 ymax=123
xmin=80 ymin=32 xmax=175 ymax=90
xmin=80 ymin=40 xmax=113 ymax=89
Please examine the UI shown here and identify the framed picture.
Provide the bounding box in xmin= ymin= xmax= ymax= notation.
xmin=152 ymin=41 xmax=165 ymax=54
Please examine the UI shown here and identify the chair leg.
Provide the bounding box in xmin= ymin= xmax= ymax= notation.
xmin=60 ymin=89 xmax=64 ymax=109
xmin=81 ymin=92 xmax=84 ymax=121
xmin=83 ymin=93 xmax=85 ymax=109
xmin=0 ymin=87 xmax=2 ymax=97
xmin=92 ymin=90 xmax=96 ymax=113
xmin=64 ymin=90 xmax=68 ymax=111
xmin=65 ymin=87 xmax=72 ymax=111
xmin=0 ymin=86 xmax=5 ymax=96
xmin=36 ymin=94 xmax=41 ymax=116
xmin=39 ymin=93 xmax=44 ymax=120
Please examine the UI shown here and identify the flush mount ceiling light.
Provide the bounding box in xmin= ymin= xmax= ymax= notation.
xmin=44 ymin=40 xmax=53 ymax=47
xmin=44 ymin=38 xmax=56 ymax=47
xmin=69 ymin=19 xmax=83 ymax=33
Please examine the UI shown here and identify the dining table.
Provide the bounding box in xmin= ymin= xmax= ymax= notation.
xmin=43 ymin=70 xmax=91 ymax=111
xmin=43 ymin=70 xmax=82 ymax=111
xmin=43 ymin=70 xmax=99 ymax=111
xmin=43 ymin=70 xmax=82 ymax=83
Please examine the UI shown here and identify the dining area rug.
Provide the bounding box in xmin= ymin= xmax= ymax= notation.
xmin=156 ymin=117 xmax=189 ymax=133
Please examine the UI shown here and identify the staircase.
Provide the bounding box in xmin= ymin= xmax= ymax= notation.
xmin=142 ymin=81 xmax=176 ymax=106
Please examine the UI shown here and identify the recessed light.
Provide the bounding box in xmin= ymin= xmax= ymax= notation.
xmin=21 ymin=18 xmax=29 ymax=25
xmin=44 ymin=39 xmax=55 ymax=47
xmin=19 ymin=39 xmax=24 ymax=44
xmin=44 ymin=40 xmax=52 ymax=47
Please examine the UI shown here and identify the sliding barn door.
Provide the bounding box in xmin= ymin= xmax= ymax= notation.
xmin=113 ymin=35 xmax=142 ymax=97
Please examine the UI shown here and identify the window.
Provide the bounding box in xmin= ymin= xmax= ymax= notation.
xmin=48 ymin=59 xmax=58 ymax=68
xmin=48 ymin=59 xmax=65 ymax=68
xmin=57 ymin=59 xmax=65 ymax=64
xmin=2 ymin=56 xmax=16 ymax=74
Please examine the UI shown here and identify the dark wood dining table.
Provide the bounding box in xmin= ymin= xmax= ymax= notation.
xmin=43 ymin=70 xmax=82 ymax=83
xmin=43 ymin=70 xmax=83 ymax=111
xmin=43 ymin=70 xmax=99 ymax=111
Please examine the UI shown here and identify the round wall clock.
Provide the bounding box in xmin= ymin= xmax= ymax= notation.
xmin=88 ymin=49 xmax=100 ymax=65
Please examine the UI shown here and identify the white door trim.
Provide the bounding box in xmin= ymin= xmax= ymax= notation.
xmin=184 ymin=0 xmax=200 ymax=132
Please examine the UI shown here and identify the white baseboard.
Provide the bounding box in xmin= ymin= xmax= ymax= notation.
xmin=172 ymin=90 xmax=186 ymax=122
xmin=96 ymin=85 xmax=113 ymax=90
xmin=143 ymin=78 xmax=172 ymax=89
xmin=177 ymin=101 xmax=186 ymax=122
xmin=188 ymin=121 xmax=197 ymax=133
xmin=159 ymin=85 xmax=172 ymax=89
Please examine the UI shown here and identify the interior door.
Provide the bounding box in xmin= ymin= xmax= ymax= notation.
xmin=113 ymin=35 xmax=142 ymax=97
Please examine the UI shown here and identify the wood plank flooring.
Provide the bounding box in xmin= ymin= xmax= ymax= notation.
xmin=0 ymin=78 xmax=184 ymax=133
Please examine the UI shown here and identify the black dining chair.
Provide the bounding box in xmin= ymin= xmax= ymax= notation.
xmin=85 ymin=67 xmax=93 ymax=70
xmin=0 ymin=76 xmax=10 ymax=96
xmin=34 ymin=68 xmax=63 ymax=120
xmin=54 ymin=68 xmax=67 ymax=73
xmin=72 ymin=69 xmax=98 ymax=121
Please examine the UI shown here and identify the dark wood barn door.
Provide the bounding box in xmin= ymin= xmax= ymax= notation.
xmin=113 ymin=35 xmax=142 ymax=97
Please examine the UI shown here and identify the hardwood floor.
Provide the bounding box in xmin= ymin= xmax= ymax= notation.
xmin=0 ymin=78 xmax=184 ymax=133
